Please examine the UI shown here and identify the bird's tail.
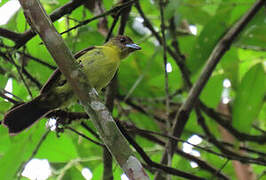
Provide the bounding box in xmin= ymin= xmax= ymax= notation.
xmin=2 ymin=96 xmax=51 ymax=135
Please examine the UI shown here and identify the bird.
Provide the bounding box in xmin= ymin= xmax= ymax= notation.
xmin=2 ymin=35 xmax=141 ymax=135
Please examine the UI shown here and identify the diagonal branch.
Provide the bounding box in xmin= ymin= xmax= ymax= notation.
xmin=123 ymin=122 xmax=229 ymax=179
xmin=116 ymin=120 xmax=205 ymax=180
xmin=200 ymin=103 xmax=266 ymax=143
xmin=17 ymin=0 xmax=149 ymax=179
xmin=165 ymin=0 xmax=266 ymax=161
xmin=0 ymin=28 xmax=24 ymax=43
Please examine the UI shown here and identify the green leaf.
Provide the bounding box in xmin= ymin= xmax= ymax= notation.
xmin=0 ymin=126 xmax=11 ymax=154
xmin=232 ymin=63 xmax=265 ymax=133
xmin=0 ymin=101 xmax=12 ymax=115
xmin=0 ymin=126 xmax=46 ymax=180
xmin=63 ymin=166 xmax=85 ymax=180
xmin=184 ymin=111 xmax=203 ymax=135
xmin=235 ymin=7 xmax=266 ymax=50
xmin=219 ymin=0 xmax=254 ymax=26
xmin=164 ymin=0 xmax=181 ymax=20
xmin=0 ymin=74 xmax=8 ymax=89
xmin=200 ymin=74 xmax=224 ymax=107
xmin=35 ymin=132 xmax=78 ymax=162
xmin=237 ymin=48 xmax=266 ymax=81
xmin=12 ymin=78 xmax=29 ymax=100
xmin=91 ymin=164 xmax=103 ymax=180
xmin=186 ymin=8 xmax=232 ymax=74
xmin=220 ymin=48 xmax=239 ymax=89
xmin=178 ymin=2 xmax=211 ymax=25
xmin=0 ymin=139 xmax=29 ymax=180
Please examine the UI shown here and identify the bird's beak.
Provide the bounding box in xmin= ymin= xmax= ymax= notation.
xmin=125 ymin=43 xmax=141 ymax=50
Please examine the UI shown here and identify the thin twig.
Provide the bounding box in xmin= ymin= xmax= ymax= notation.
xmin=105 ymin=13 xmax=121 ymax=42
xmin=135 ymin=1 xmax=191 ymax=87
xmin=46 ymin=110 xmax=89 ymax=121
xmin=0 ymin=52 xmax=33 ymax=98
xmin=81 ymin=122 xmax=100 ymax=140
xmin=115 ymin=120 xmax=205 ymax=180
xmin=118 ymin=0 xmax=133 ymax=35
xmin=15 ymin=0 xmax=87 ymax=49
xmin=197 ymin=109 xmax=266 ymax=165
xmin=200 ymin=102 xmax=266 ymax=143
xmin=155 ymin=1 xmax=171 ymax=179
xmin=210 ymin=159 xmax=229 ymax=180
xmin=17 ymin=51 xmax=57 ymax=70
xmin=66 ymin=127 xmax=104 ymax=147
xmin=18 ymin=130 xmax=50 ymax=179
xmin=60 ymin=0 xmax=136 ymax=36
xmin=117 ymin=95 xmax=167 ymax=123
xmin=21 ymin=67 xmax=42 ymax=90
xmin=0 ymin=91 xmax=20 ymax=105
xmin=2 ymin=89 xmax=24 ymax=102
xmin=159 ymin=0 xmax=170 ymax=125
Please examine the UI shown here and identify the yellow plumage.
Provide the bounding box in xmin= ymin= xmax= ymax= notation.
xmin=80 ymin=45 xmax=121 ymax=91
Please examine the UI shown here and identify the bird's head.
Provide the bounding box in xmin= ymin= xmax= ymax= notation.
xmin=105 ymin=35 xmax=141 ymax=59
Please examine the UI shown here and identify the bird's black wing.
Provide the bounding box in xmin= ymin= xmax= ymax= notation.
xmin=40 ymin=46 xmax=95 ymax=94
xmin=74 ymin=46 xmax=95 ymax=59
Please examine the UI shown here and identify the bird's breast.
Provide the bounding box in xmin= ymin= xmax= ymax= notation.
xmin=81 ymin=46 xmax=121 ymax=91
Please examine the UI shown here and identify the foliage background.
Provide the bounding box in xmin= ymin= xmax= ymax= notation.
xmin=0 ymin=0 xmax=265 ymax=179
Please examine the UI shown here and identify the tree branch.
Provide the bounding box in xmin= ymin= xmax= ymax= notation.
xmin=165 ymin=0 xmax=266 ymax=162
xmin=17 ymin=0 xmax=149 ymax=179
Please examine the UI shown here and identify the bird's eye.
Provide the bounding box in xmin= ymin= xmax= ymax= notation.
xmin=120 ymin=37 xmax=126 ymax=43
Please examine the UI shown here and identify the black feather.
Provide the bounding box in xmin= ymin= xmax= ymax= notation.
xmin=3 ymin=96 xmax=51 ymax=135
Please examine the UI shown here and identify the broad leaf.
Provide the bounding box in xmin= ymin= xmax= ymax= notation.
xmin=232 ymin=63 xmax=265 ymax=133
